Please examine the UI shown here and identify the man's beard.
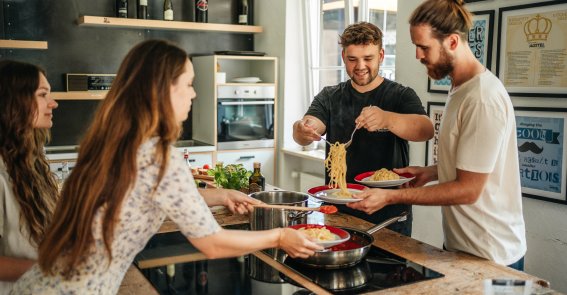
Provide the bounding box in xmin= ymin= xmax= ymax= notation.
xmin=423 ymin=47 xmax=454 ymax=80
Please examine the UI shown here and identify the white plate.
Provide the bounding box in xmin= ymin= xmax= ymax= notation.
xmin=354 ymin=171 xmax=415 ymax=188
xmin=232 ymin=77 xmax=262 ymax=83
xmin=307 ymin=184 xmax=366 ymax=204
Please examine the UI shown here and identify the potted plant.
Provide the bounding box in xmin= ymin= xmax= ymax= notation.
xmin=207 ymin=163 xmax=252 ymax=193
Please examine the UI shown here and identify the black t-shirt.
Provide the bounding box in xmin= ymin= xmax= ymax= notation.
xmin=305 ymin=79 xmax=427 ymax=232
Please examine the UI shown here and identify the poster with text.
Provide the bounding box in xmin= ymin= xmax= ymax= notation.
xmin=497 ymin=1 xmax=567 ymax=97
xmin=516 ymin=108 xmax=567 ymax=204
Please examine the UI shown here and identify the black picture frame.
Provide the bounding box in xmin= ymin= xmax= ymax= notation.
xmin=425 ymin=102 xmax=446 ymax=166
xmin=515 ymin=107 xmax=567 ymax=205
xmin=427 ymin=10 xmax=495 ymax=94
xmin=496 ymin=0 xmax=567 ymax=97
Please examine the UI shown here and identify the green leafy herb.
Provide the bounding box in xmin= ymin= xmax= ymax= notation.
xmin=207 ymin=163 xmax=252 ymax=190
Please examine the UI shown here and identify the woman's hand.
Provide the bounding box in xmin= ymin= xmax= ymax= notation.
xmin=278 ymin=228 xmax=323 ymax=258
xmin=221 ymin=189 xmax=262 ymax=215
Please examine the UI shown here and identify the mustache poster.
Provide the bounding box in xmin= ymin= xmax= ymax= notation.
xmin=516 ymin=111 xmax=566 ymax=201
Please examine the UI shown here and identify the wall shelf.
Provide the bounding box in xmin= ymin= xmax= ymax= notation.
xmin=51 ymin=91 xmax=107 ymax=100
xmin=77 ymin=15 xmax=263 ymax=34
xmin=0 ymin=39 xmax=48 ymax=50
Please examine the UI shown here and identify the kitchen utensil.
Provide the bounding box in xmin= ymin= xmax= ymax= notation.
xmin=344 ymin=123 xmax=361 ymax=148
xmin=248 ymin=191 xmax=310 ymax=231
xmin=253 ymin=204 xmax=338 ymax=214
xmin=290 ymin=212 xmax=408 ymax=269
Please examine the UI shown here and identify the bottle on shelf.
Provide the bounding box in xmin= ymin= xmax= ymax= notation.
xmin=116 ymin=0 xmax=128 ymax=18
xmin=237 ymin=0 xmax=248 ymax=25
xmin=163 ymin=0 xmax=174 ymax=21
xmin=248 ymin=162 xmax=265 ymax=193
xmin=195 ymin=0 xmax=208 ymax=23
xmin=137 ymin=0 xmax=148 ymax=19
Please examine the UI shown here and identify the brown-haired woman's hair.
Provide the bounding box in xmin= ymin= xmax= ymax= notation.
xmin=409 ymin=0 xmax=473 ymax=41
xmin=0 ymin=60 xmax=59 ymax=247
xmin=339 ymin=21 xmax=383 ymax=49
xmin=38 ymin=40 xmax=187 ymax=277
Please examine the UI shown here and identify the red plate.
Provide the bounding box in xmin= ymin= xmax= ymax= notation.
xmin=289 ymin=224 xmax=350 ymax=248
xmin=307 ymin=183 xmax=367 ymax=204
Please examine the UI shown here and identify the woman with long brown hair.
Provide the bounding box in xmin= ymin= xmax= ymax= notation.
xmin=12 ymin=40 xmax=322 ymax=294
xmin=0 ymin=60 xmax=59 ymax=294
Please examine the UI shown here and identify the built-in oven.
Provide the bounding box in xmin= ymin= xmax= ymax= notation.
xmin=217 ymin=85 xmax=275 ymax=150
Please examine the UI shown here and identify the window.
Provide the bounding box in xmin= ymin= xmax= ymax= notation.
xmin=303 ymin=0 xmax=398 ymax=100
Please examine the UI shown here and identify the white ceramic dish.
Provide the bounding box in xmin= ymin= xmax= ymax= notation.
xmin=231 ymin=77 xmax=262 ymax=83
xmin=354 ymin=171 xmax=415 ymax=188
xmin=307 ymin=184 xmax=366 ymax=204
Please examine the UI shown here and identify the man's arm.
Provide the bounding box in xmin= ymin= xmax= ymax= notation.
xmin=356 ymin=107 xmax=434 ymax=141
xmin=292 ymin=115 xmax=327 ymax=146
xmin=347 ymin=169 xmax=488 ymax=214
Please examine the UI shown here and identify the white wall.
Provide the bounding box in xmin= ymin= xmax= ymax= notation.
xmin=259 ymin=0 xmax=567 ymax=292
xmin=396 ymin=0 xmax=567 ymax=293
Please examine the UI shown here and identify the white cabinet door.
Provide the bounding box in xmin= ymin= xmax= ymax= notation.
xmin=174 ymin=150 xmax=214 ymax=168
xmin=216 ymin=149 xmax=275 ymax=184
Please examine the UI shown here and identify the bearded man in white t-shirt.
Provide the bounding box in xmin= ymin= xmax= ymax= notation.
xmin=347 ymin=0 xmax=527 ymax=270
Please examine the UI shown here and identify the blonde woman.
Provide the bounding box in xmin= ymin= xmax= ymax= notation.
xmin=0 ymin=60 xmax=59 ymax=294
xmin=12 ymin=40 xmax=322 ymax=294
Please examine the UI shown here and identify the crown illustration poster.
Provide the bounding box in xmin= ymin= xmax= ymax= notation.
xmin=497 ymin=1 xmax=567 ymax=97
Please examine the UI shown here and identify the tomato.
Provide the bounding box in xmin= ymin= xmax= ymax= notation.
xmin=203 ymin=164 xmax=210 ymax=170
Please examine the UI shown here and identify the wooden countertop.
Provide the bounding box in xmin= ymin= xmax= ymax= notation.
xmin=119 ymin=210 xmax=557 ymax=295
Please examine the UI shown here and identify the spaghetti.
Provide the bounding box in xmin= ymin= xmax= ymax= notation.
xmin=371 ymin=168 xmax=400 ymax=181
xmin=298 ymin=227 xmax=336 ymax=241
xmin=324 ymin=142 xmax=350 ymax=198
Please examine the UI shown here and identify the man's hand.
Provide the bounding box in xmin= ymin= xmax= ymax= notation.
xmin=346 ymin=188 xmax=392 ymax=215
xmin=394 ymin=166 xmax=437 ymax=188
xmin=355 ymin=106 xmax=390 ymax=132
xmin=292 ymin=116 xmax=326 ymax=146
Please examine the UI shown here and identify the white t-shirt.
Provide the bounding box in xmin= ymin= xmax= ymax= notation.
xmin=0 ymin=158 xmax=37 ymax=295
xmin=12 ymin=138 xmax=221 ymax=294
xmin=438 ymin=70 xmax=527 ymax=265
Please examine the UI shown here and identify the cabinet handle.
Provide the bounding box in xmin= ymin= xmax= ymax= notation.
xmin=220 ymin=101 xmax=274 ymax=106
xmin=189 ymin=159 xmax=196 ymax=163
xmin=238 ymin=156 xmax=255 ymax=160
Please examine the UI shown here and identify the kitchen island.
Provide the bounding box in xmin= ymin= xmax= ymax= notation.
xmin=118 ymin=206 xmax=556 ymax=294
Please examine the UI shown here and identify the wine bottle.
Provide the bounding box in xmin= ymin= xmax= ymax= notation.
xmin=137 ymin=0 xmax=148 ymax=19
xmin=163 ymin=0 xmax=173 ymax=21
xmin=238 ymin=0 xmax=248 ymax=25
xmin=116 ymin=0 xmax=128 ymax=18
xmin=248 ymin=162 xmax=265 ymax=193
xmin=195 ymin=0 xmax=208 ymax=23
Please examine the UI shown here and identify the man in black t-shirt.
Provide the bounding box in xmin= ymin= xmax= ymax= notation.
xmin=293 ymin=22 xmax=434 ymax=236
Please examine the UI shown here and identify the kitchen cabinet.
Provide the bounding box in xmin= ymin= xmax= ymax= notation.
xmin=173 ymin=149 xmax=213 ymax=169
xmin=216 ymin=149 xmax=275 ymax=184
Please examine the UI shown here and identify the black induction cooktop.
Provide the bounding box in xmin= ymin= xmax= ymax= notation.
xmin=136 ymin=230 xmax=444 ymax=294
xmin=280 ymin=245 xmax=444 ymax=294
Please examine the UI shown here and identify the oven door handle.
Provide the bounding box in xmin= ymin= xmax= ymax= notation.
xmin=238 ymin=155 xmax=255 ymax=160
xmin=219 ymin=101 xmax=275 ymax=106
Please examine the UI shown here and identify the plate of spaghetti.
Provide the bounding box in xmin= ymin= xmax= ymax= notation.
xmin=289 ymin=224 xmax=350 ymax=248
xmin=307 ymin=183 xmax=366 ymax=204
xmin=354 ymin=168 xmax=415 ymax=187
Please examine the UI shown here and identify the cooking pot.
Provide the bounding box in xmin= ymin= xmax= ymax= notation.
xmin=249 ymin=191 xmax=310 ymax=230
xmin=292 ymin=212 xmax=408 ymax=269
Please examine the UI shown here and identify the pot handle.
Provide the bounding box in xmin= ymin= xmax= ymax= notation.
xmin=288 ymin=210 xmax=312 ymax=222
xmin=366 ymin=211 xmax=409 ymax=235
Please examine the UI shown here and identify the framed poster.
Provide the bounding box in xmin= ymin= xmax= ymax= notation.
xmin=428 ymin=10 xmax=495 ymax=93
xmin=496 ymin=1 xmax=567 ymax=97
xmin=425 ymin=102 xmax=446 ymax=166
xmin=515 ymin=107 xmax=567 ymax=204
